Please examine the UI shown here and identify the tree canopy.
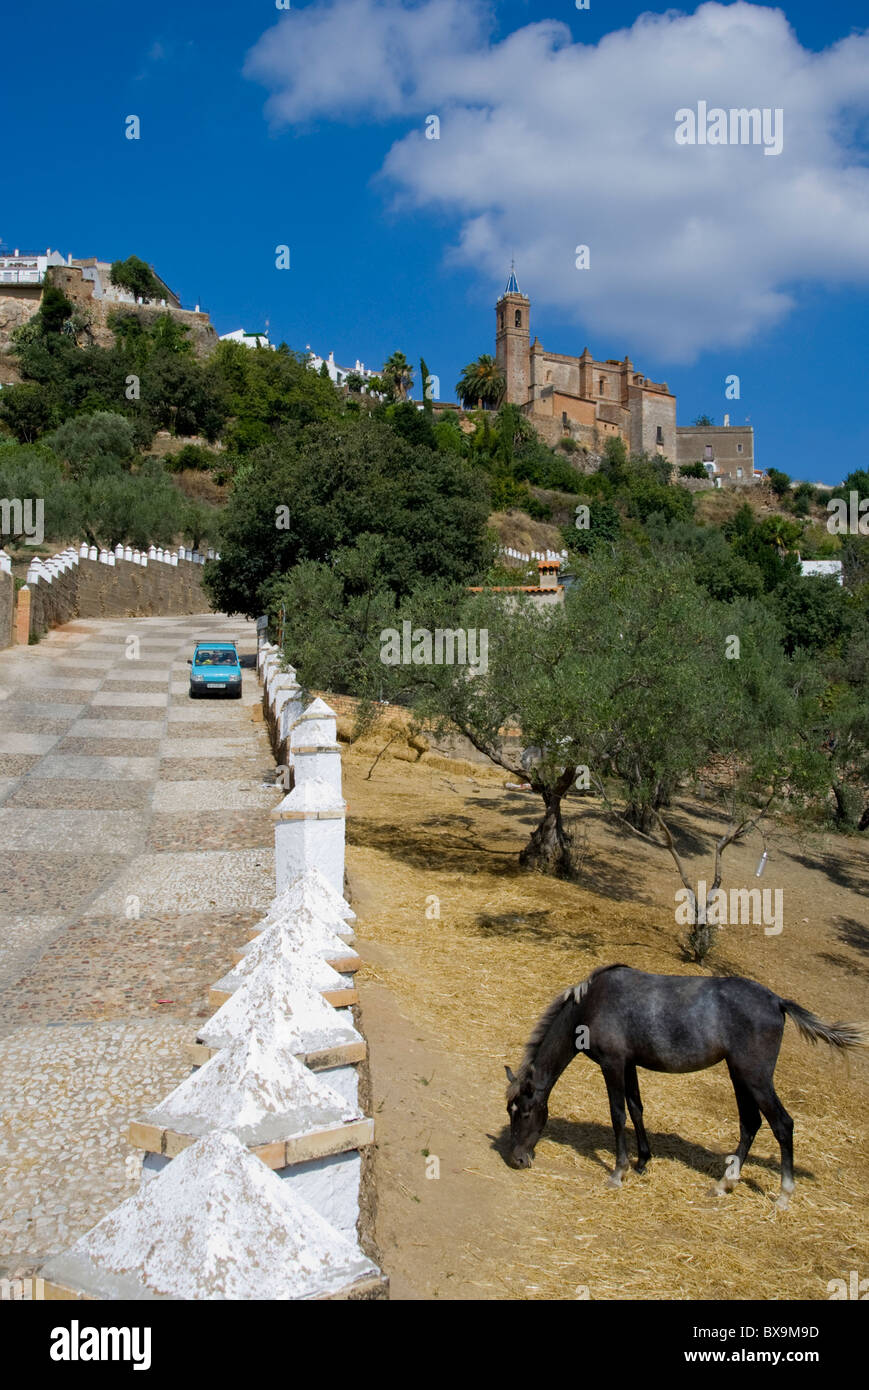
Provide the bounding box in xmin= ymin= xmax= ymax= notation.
xmin=203 ymin=415 xmax=491 ymax=618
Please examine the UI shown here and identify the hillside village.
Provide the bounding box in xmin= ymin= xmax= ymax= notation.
xmin=2 ymin=249 xmax=758 ymax=480
xmin=0 ymin=245 xmax=855 ymax=603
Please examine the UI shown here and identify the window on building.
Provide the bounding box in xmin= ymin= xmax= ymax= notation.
xmin=498 ymin=310 xmax=503 ymax=330
xmin=656 ymin=426 xmax=664 ymax=445
xmin=599 ymin=377 xmax=606 ymax=395
xmin=704 ymin=445 xmax=713 ymax=461
xmin=514 ymin=309 xmax=522 ymax=328
xmin=562 ymin=411 xmax=568 ymax=429
xmin=737 ymin=443 xmax=743 ymax=454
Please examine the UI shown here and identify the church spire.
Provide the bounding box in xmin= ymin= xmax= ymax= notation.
xmin=505 ymin=258 xmax=520 ymax=295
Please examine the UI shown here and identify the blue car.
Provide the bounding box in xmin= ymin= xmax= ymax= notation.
xmin=188 ymin=641 xmax=243 ymax=698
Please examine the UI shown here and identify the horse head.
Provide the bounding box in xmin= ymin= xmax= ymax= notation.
xmin=505 ymin=1064 xmax=549 ymax=1169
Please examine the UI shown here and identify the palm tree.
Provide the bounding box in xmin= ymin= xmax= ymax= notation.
xmin=381 ymin=351 xmax=413 ymax=401
xmin=759 ymin=515 xmax=802 ymax=558
xmin=455 ymin=354 xmax=506 ymax=410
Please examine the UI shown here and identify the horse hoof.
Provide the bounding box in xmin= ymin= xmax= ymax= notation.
xmin=605 ymin=1172 xmax=624 ymax=1190
xmin=774 ymin=1192 xmax=791 ymax=1212
xmin=709 ymin=1182 xmax=731 ymax=1198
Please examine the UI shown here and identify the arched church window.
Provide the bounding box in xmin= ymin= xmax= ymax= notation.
xmin=514 ymin=309 xmax=522 ymax=328
xmin=599 ymin=377 xmax=606 ymax=396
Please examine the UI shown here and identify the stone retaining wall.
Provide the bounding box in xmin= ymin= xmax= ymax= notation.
xmin=13 ymin=544 xmax=211 ymax=645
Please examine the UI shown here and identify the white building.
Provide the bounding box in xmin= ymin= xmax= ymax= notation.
xmin=0 ymin=246 xmax=181 ymax=307
xmin=219 ymin=328 xmax=274 ymax=350
xmin=799 ymin=559 xmax=844 ymax=585
xmin=305 ymin=347 xmax=380 ymax=390
xmin=0 ymin=247 xmax=67 ymax=285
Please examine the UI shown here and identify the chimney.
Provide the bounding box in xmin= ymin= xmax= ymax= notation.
xmin=538 ymin=558 xmax=560 ymax=590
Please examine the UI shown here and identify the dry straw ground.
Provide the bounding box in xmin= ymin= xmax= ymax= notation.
xmin=342 ymin=716 xmax=869 ymax=1300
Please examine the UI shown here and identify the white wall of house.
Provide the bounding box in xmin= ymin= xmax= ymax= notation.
xmin=220 ymin=328 xmax=274 ymax=349
xmin=799 ymin=559 xmax=844 ymax=585
xmin=305 ymin=346 xmax=379 ymax=388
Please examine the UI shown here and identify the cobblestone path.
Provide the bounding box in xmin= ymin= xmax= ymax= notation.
xmin=0 ymin=613 xmax=282 ymax=1276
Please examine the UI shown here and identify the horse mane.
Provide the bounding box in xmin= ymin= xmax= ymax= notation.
xmin=506 ymin=964 xmax=629 ymax=1101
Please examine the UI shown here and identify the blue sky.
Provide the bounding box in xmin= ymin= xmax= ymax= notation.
xmin=2 ymin=1 xmax=868 ymax=484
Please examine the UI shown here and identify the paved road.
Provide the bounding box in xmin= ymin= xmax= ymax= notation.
xmin=0 ymin=612 xmax=282 ymax=1276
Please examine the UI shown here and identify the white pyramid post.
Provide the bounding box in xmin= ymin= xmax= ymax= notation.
xmin=41 ymin=1133 xmax=383 ymax=1301
xmin=291 ymin=698 xmax=342 ymax=799
xmin=272 ymin=779 xmax=346 ymax=898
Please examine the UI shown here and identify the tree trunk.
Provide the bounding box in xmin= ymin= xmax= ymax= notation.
xmin=832 ymin=782 xmax=858 ymax=829
xmin=686 ymin=889 xmax=717 ymax=963
xmin=622 ymin=801 xmax=657 ymax=834
xmin=621 ymin=780 xmax=669 ymax=833
xmin=520 ymin=772 xmax=576 ymax=876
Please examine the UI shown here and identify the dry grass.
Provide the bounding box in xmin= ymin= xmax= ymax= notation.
xmin=346 ymin=741 xmax=869 ymax=1300
xmin=487 ymin=510 xmax=566 ymax=556
xmin=171 ymin=469 xmax=228 ymax=505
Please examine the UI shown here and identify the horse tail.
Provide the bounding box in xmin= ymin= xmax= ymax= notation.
xmin=780 ymin=998 xmax=869 ymax=1052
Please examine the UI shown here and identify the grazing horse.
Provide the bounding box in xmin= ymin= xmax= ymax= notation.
xmin=505 ymin=964 xmax=867 ymax=1209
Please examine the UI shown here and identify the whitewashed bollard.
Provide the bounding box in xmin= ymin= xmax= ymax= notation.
xmin=272 ymin=779 xmax=346 ymax=898
xmin=41 ymin=1133 xmax=382 ymax=1301
xmin=258 ymin=640 xmax=278 ymax=677
xmin=291 ymin=698 xmax=342 ymax=799
xmin=271 ymin=675 xmax=303 ymax=766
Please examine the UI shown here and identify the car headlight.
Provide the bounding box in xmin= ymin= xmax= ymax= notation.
xmin=191 ymin=672 xmax=206 ymax=682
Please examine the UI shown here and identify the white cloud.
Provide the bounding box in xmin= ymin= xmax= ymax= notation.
xmin=244 ymin=1 xmax=869 ymax=361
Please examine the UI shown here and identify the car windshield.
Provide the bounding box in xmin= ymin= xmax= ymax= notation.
xmin=195 ymin=649 xmax=236 ymax=666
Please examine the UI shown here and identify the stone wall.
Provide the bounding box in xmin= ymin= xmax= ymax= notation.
xmin=0 ymin=285 xmax=43 ymax=355
xmin=18 ymin=546 xmax=210 ymax=643
xmin=0 ymin=268 xmax=218 ymax=357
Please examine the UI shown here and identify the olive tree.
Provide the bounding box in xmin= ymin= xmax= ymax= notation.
xmin=398 ymin=548 xmax=806 ymax=959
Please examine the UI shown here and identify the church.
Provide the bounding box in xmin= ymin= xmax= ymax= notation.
xmin=495 ymin=268 xmax=677 ymax=463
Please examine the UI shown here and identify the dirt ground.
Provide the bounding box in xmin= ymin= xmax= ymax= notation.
xmin=344 ymin=741 xmax=869 ymax=1301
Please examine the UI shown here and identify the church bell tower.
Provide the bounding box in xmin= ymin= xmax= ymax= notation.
xmin=495 ymin=263 xmax=530 ymax=406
